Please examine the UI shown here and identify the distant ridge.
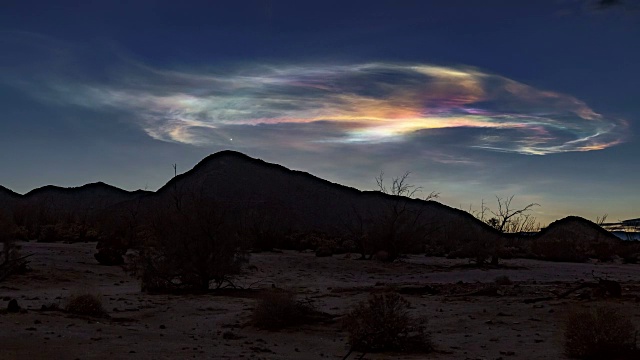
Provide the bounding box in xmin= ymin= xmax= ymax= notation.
xmin=24 ymin=181 xmax=147 ymax=197
xmin=535 ymin=216 xmax=620 ymax=243
xmin=0 ymin=150 xmax=623 ymax=246
xmin=0 ymin=185 xmax=20 ymax=198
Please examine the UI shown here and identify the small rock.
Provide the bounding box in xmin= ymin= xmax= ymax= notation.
xmin=315 ymin=247 xmax=333 ymax=257
xmin=7 ymin=299 xmax=20 ymax=313
xmin=94 ymin=247 xmax=125 ymax=266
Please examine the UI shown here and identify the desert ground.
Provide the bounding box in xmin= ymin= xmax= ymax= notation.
xmin=1 ymin=241 xmax=639 ymax=360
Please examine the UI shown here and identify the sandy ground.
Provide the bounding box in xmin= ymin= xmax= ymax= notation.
xmin=1 ymin=241 xmax=639 ymax=360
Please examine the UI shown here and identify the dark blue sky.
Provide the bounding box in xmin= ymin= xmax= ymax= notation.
xmin=1 ymin=0 xmax=639 ymax=224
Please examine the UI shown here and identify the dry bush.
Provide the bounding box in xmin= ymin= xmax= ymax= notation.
xmin=563 ymin=305 xmax=638 ymax=359
xmin=618 ymin=242 xmax=640 ymax=264
xmin=65 ymin=292 xmax=107 ymax=317
xmin=343 ymin=293 xmax=432 ymax=353
xmin=129 ymin=193 xmax=249 ymax=293
xmin=494 ymin=275 xmax=512 ymax=285
xmin=252 ymin=289 xmax=318 ymax=330
xmin=531 ymin=239 xmax=589 ymax=263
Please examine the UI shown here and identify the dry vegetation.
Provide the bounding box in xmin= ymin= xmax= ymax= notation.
xmin=343 ymin=293 xmax=432 ymax=354
xmin=64 ymin=292 xmax=107 ymax=318
xmin=563 ymin=305 xmax=639 ymax=359
xmin=1 ymin=241 xmax=640 ymax=359
xmin=252 ymin=289 xmax=320 ymax=330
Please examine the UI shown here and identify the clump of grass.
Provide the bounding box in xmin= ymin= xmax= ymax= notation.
xmin=563 ymin=305 xmax=638 ymax=359
xmin=494 ymin=275 xmax=513 ymax=285
xmin=252 ymin=289 xmax=318 ymax=330
xmin=65 ymin=292 xmax=107 ymax=317
xmin=343 ymin=293 xmax=432 ymax=353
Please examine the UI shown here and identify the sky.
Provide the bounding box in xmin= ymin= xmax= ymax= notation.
xmin=0 ymin=0 xmax=639 ymax=225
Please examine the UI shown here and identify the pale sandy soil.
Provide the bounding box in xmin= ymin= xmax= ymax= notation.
xmin=1 ymin=241 xmax=639 ymax=360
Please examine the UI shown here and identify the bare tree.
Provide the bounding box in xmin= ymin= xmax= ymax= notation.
xmin=485 ymin=195 xmax=540 ymax=233
xmin=467 ymin=195 xmax=540 ymax=266
xmin=367 ymin=172 xmax=439 ymax=261
xmin=128 ymin=169 xmax=249 ymax=292
xmin=341 ymin=205 xmax=370 ymax=259
xmin=375 ymin=172 xmax=440 ymax=201
xmin=595 ymin=214 xmax=608 ymax=226
xmin=0 ymin=211 xmax=31 ymax=282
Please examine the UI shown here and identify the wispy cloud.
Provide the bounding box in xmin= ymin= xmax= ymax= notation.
xmin=1 ymin=33 xmax=627 ymax=156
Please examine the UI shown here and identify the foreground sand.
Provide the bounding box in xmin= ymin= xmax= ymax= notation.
xmin=1 ymin=242 xmax=639 ymax=359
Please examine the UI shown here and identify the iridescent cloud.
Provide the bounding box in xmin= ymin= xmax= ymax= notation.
xmin=28 ymin=60 xmax=631 ymax=155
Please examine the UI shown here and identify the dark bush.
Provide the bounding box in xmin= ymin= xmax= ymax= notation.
xmin=343 ymin=293 xmax=432 ymax=353
xmin=564 ymin=305 xmax=638 ymax=359
xmin=128 ymin=193 xmax=249 ymax=292
xmin=494 ymin=275 xmax=512 ymax=285
xmin=65 ymin=293 xmax=107 ymax=317
xmin=252 ymin=290 xmax=318 ymax=330
xmin=531 ymin=239 xmax=589 ymax=263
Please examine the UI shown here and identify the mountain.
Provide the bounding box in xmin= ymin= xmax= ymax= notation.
xmin=1 ymin=151 xmax=623 ymax=250
xmin=535 ymin=216 xmax=620 ymax=243
xmin=132 ymin=150 xmax=497 ymax=242
xmin=0 ymin=182 xmax=150 ymax=224
xmin=22 ymin=182 xmax=150 ymax=213
xmin=0 ymin=185 xmax=20 ymax=215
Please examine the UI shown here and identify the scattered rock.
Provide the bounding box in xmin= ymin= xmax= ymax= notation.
xmin=94 ymin=247 xmax=125 ymax=266
xmin=7 ymin=299 xmax=20 ymax=313
xmin=315 ymin=247 xmax=333 ymax=257
xmin=372 ymin=250 xmax=389 ymax=262
xmin=40 ymin=303 xmax=59 ymax=311
xmin=222 ymin=331 xmax=244 ymax=340
xmin=249 ymin=346 xmax=275 ymax=354
xmin=397 ymin=285 xmax=439 ymax=295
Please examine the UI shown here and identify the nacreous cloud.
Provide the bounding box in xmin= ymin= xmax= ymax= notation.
xmin=63 ymin=62 xmax=625 ymax=155
xmin=2 ymin=36 xmax=625 ymax=156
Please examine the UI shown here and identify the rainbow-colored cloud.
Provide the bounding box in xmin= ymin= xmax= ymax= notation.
xmin=38 ymin=62 xmax=629 ymax=155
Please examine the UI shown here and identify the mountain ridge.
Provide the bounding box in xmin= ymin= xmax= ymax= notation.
xmin=0 ymin=150 xmax=624 ymax=246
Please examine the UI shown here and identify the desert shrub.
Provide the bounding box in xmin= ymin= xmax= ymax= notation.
xmin=588 ymin=242 xmax=618 ymax=262
xmin=242 ymin=207 xmax=291 ymax=251
xmin=65 ymin=292 xmax=107 ymax=317
xmin=1 ymin=212 xmax=21 ymax=279
xmin=563 ymin=305 xmax=638 ymax=359
xmin=37 ymin=224 xmax=58 ymax=242
xmin=618 ymin=242 xmax=640 ymax=264
xmin=531 ymin=239 xmax=589 ymax=263
xmin=343 ymin=293 xmax=432 ymax=353
xmin=446 ymin=233 xmax=502 ymax=266
xmin=252 ymin=290 xmax=318 ymax=330
xmin=128 ymin=192 xmax=249 ymax=292
xmin=622 ymin=252 xmax=640 ymax=264
xmin=494 ymin=275 xmax=512 ymax=285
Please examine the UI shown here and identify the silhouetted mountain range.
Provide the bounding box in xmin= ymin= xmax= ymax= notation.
xmin=0 ymin=150 xmax=622 ymax=247
xmin=537 ymin=216 xmax=619 ymax=243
